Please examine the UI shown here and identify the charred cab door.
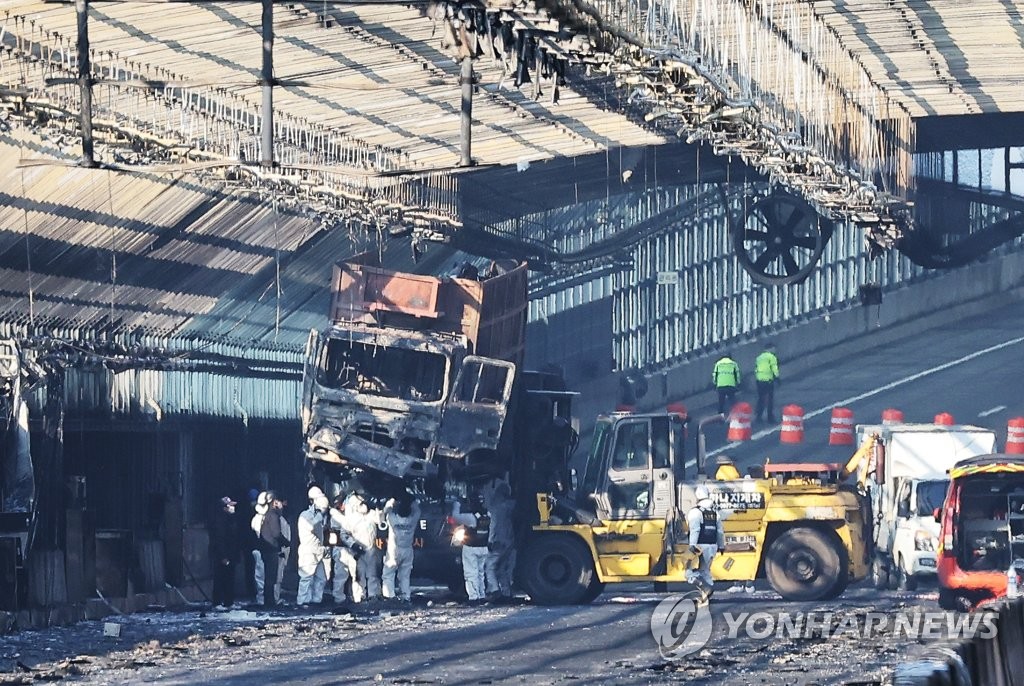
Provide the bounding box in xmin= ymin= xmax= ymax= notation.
xmin=301 ymin=329 xmax=321 ymax=435
xmin=434 ymin=356 xmax=516 ymax=459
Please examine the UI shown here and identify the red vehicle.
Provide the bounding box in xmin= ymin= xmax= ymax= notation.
xmin=936 ymin=454 xmax=1024 ymax=610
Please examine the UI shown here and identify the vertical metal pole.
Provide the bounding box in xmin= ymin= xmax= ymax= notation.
xmin=261 ymin=0 xmax=274 ymax=168
xmin=460 ymin=56 xmax=473 ymax=167
xmin=75 ymin=0 xmax=96 ymax=167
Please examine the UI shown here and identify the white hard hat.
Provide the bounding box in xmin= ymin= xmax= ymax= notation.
xmin=695 ymin=484 xmax=711 ymax=501
xmin=308 ymin=486 xmax=325 ymax=501
xmin=313 ymin=495 xmax=329 ymax=510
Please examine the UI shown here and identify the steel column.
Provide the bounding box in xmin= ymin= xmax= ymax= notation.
xmin=261 ymin=0 xmax=274 ymax=167
xmin=75 ymin=0 xmax=96 ymax=167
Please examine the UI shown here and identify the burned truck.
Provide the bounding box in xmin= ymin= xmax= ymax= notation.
xmin=301 ymin=254 xmax=575 ymax=509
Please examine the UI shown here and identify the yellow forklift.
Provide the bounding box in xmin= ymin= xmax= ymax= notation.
xmin=516 ymin=410 xmax=876 ymax=603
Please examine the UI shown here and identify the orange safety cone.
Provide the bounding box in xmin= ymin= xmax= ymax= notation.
xmin=780 ymin=405 xmax=805 ymax=444
xmin=666 ymin=402 xmax=688 ymax=418
xmin=1008 ymin=418 xmax=1024 ymax=455
xmin=881 ymin=408 xmax=904 ymax=426
xmin=727 ymin=402 xmax=753 ymax=441
xmin=935 ymin=412 xmax=955 ymax=426
xmin=829 ymin=407 xmax=855 ymax=446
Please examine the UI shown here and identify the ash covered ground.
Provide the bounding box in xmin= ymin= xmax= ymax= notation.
xmin=0 ymin=584 xmax=942 ymax=685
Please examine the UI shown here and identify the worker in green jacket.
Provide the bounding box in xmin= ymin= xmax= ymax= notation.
xmin=712 ymin=353 xmax=741 ymax=415
xmin=754 ymin=343 xmax=780 ymax=423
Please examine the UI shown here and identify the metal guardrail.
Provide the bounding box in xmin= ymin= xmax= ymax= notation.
xmin=894 ymin=598 xmax=1024 ymax=686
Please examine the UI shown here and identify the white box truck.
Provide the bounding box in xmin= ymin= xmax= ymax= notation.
xmin=856 ymin=423 xmax=997 ymax=590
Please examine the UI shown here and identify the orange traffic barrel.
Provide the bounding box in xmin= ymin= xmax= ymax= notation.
xmin=934 ymin=412 xmax=955 ymax=426
xmin=666 ymin=402 xmax=688 ymax=418
xmin=780 ymin=405 xmax=805 ymax=444
xmin=727 ymin=402 xmax=753 ymax=441
xmin=615 ymin=404 xmax=635 ymax=413
xmin=1008 ymin=418 xmax=1024 ymax=454
xmin=881 ymin=408 xmax=904 ymax=425
xmin=829 ymin=407 xmax=855 ymax=446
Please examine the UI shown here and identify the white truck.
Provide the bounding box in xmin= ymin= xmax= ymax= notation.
xmin=856 ymin=423 xmax=997 ymax=590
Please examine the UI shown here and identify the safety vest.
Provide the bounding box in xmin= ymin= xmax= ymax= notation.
xmin=464 ymin=512 xmax=491 ymax=547
xmin=755 ymin=351 xmax=779 ymax=382
xmin=713 ymin=358 xmax=740 ymax=388
xmin=693 ymin=506 xmax=718 ymax=545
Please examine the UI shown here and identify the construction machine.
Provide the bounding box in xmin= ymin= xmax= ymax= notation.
xmin=516 ymin=410 xmax=877 ymax=603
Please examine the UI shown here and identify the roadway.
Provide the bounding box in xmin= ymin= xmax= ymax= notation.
xmin=694 ymin=298 xmax=1024 ymax=473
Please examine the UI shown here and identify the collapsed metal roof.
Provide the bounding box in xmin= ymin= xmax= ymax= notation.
xmin=0 ymin=127 xmax=472 ymax=353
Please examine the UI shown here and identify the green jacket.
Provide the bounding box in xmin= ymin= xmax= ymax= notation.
xmin=712 ymin=357 xmax=740 ymax=388
xmin=755 ymin=350 xmax=780 ymax=382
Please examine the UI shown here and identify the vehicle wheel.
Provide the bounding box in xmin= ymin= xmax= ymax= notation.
xmin=765 ymin=527 xmax=846 ymax=602
xmin=886 ymin=563 xmax=901 ymax=591
xmin=821 ymin=572 xmax=850 ymax=600
xmin=871 ymin=558 xmax=890 ymax=590
xmin=896 ymin=558 xmax=918 ymax=591
xmin=581 ymin=576 xmax=606 ymax=603
xmin=518 ymin=535 xmax=596 ymax=605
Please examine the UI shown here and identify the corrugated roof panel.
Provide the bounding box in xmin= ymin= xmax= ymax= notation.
xmin=1 ymin=1 xmax=662 ymax=170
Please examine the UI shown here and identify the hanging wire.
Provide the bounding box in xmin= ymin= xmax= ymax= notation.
xmin=19 ymin=167 xmax=35 ymax=331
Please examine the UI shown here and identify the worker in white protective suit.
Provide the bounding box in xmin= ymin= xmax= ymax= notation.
xmin=328 ymin=493 xmax=361 ymax=604
xmin=381 ymin=493 xmax=421 ymax=602
xmin=346 ymin=493 xmax=382 ymax=602
xmin=277 ymin=510 xmax=291 ymax=604
xmin=485 ymin=481 xmax=516 ymax=601
xmin=296 ymin=495 xmax=330 ymax=606
xmin=450 ymin=493 xmax=490 ymax=603
xmin=686 ymin=484 xmax=723 ymax=601
xmin=251 ymin=491 xmax=269 ymax=604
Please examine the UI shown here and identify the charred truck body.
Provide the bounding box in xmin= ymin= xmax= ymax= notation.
xmin=300 ymin=255 xmax=576 ymax=582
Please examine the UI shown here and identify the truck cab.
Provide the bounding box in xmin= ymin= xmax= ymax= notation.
xmin=301 ymin=255 xmax=526 ymax=487
xmin=856 ymin=424 xmax=996 ymax=590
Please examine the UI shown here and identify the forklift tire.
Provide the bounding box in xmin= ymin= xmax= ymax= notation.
xmin=821 ymin=573 xmax=850 ymax=600
xmin=871 ymin=558 xmax=890 ymax=590
xmin=765 ymin=527 xmax=846 ymax=602
xmin=519 ymin=535 xmax=596 ymax=605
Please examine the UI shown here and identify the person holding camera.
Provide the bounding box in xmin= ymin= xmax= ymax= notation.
xmin=328 ymin=493 xmax=364 ymax=604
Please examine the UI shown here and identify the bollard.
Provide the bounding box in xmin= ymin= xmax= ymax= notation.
xmin=935 ymin=412 xmax=955 ymax=426
xmin=726 ymin=402 xmax=753 ymax=441
xmin=882 ymin=408 xmax=905 ymax=425
xmin=780 ymin=405 xmax=805 ymax=444
xmin=1007 ymin=418 xmax=1024 ymax=455
xmin=829 ymin=407 xmax=855 ymax=446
